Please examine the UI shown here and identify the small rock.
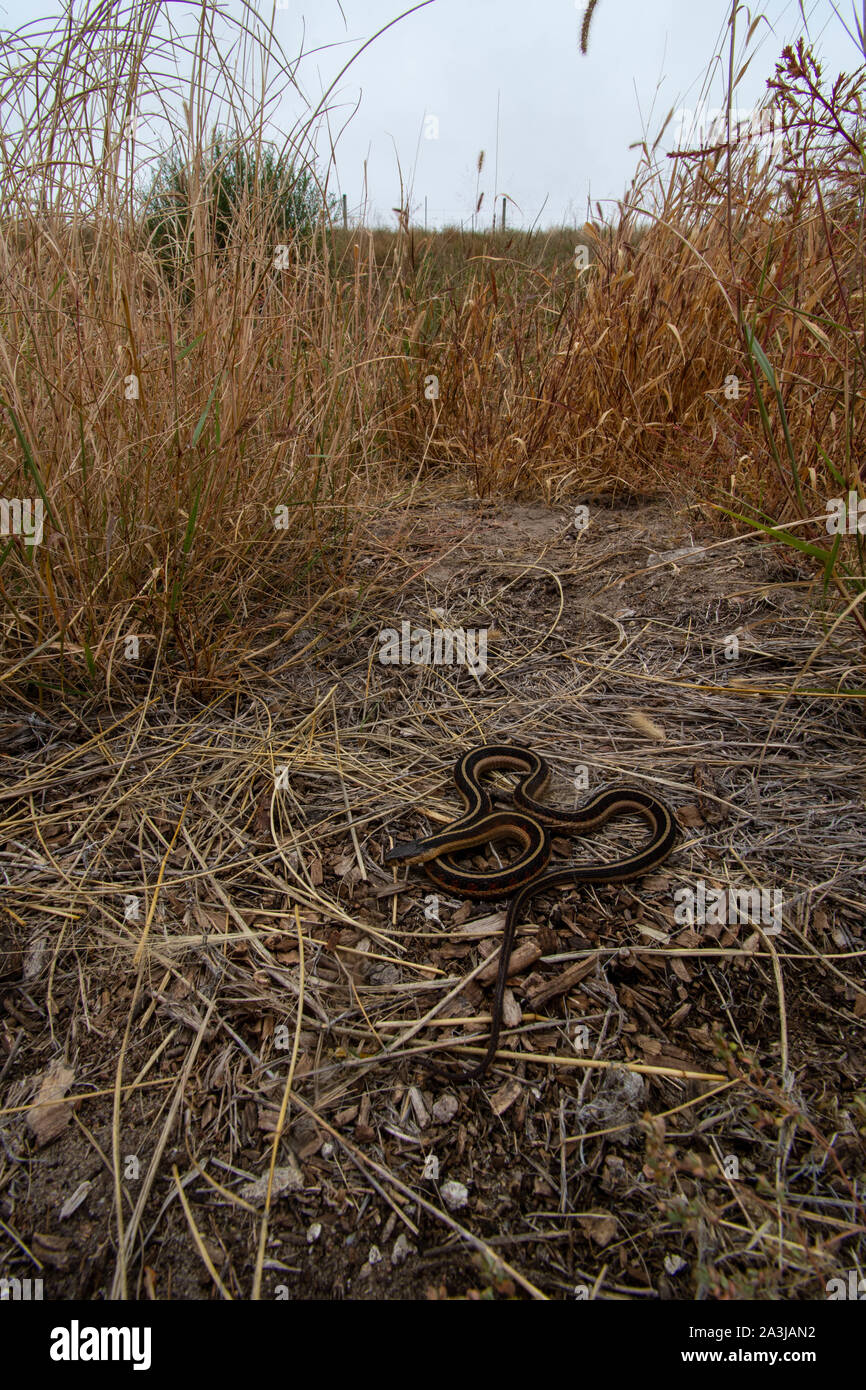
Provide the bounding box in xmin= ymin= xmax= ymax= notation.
xmin=664 ymin=1253 xmax=687 ymax=1276
xmin=392 ymin=1233 xmax=414 ymax=1266
xmin=369 ymin=963 xmax=400 ymax=985
xmin=306 ymin=1222 xmax=322 ymax=1244
xmin=432 ymin=1093 xmax=459 ymax=1124
xmin=601 ymin=1156 xmax=628 ymax=1194
xmin=321 ymin=1141 xmax=334 ymax=1159
xmin=368 ymin=1244 xmax=382 ymax=1265
xmin=240 ymin=1155 xmax=303 ymax=1203
xmin=440 ymin=1180 xmax=469 ymax=1211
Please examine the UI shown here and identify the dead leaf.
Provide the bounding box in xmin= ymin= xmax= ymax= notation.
xmin=577 ymin=1212 xmax=619 ymax=1247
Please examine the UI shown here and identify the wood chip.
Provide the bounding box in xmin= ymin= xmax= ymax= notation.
xmin=59 ymin=1181 xmax=92 ymax=1220
xmin=477 ymin=940 xmax=541 ymax=984
xmin=671 ymin=955 xmax=692 ymax=983
xmin=489 ymin=1079 xmax=522 ymax=1116
xmin=32 ymin=1232 xmax=73 ymax=1268
xmin=501 ymin=986 xmax=522 ymax=1028
xmin=525 ymin=956 xmax=597 ymax=1008
xmin=27 ymin=1061 xmax=75 ymax=1147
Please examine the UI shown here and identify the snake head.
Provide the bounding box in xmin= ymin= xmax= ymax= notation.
xmin=384 ymin=839 xmax=422 ymax=864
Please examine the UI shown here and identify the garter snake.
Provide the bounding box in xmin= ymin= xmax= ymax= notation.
xmin=385 ymin=744 xmax=678 ymax=1083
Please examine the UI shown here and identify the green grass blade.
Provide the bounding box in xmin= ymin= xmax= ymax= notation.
xmin=191 ymin=375 xmax=222 ymax=446
xmin=0 ymin=396 xmax=60 ymax=528
xmin=712 ymin=503 xmax=832 ymax=562
xmin=178 ymin=332 xmax=206 ymax=361
xmin=817 ymin=444 xmax=847 ymax=489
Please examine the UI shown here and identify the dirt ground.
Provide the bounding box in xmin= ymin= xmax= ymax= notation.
xmin=2 ymin=489 xmax=865 ymax=1301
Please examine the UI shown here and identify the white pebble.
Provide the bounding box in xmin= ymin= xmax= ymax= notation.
xmin=392 ymin=1233 xmax=413 ymax=1266
xmin=441 ymin=1180 xmax=469 ymax=1211
xmin=432 ymin=1093 xmax=459 ymax=1124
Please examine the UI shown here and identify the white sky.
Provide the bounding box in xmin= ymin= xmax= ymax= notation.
xmin=0 ymin=1 xmax=862 ymax=227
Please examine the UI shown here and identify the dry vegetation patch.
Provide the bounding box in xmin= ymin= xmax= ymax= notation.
xmin=2 ymin=495 xmax=864 ymax=1300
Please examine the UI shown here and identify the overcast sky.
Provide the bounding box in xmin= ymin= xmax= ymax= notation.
xmin=0 ymin=1 xmax=862 ymax=227
xmin=285 ymin=0 xmax=862 ymax=227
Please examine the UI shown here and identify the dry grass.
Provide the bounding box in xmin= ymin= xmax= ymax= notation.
xmin=0 ymin=8 xmax=864 ymax=698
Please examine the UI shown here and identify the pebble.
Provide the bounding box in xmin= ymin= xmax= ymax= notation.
xmin=440 ymin=1180 xmax=469 ymax=1211
xmin=392 ymin=1233 xmax=413 ymax=1266
xmin=432 ymin=1093 xmax=459 ymax=1124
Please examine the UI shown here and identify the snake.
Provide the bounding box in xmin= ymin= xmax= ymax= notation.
xmin=384 ymin=744 xmax=678 ymax=1083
